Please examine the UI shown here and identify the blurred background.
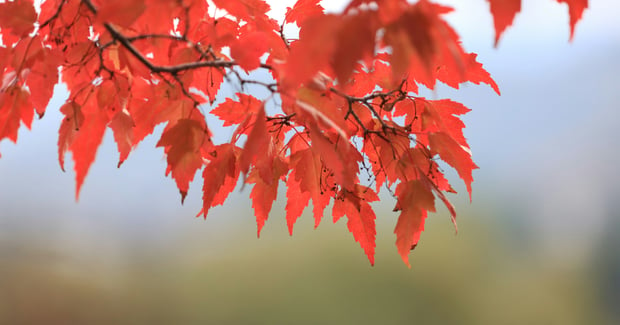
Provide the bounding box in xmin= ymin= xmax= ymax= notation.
xmin=1 ymin=0 xmax=619 ymax=324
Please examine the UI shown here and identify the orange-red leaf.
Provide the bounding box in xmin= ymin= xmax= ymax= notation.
xmin=230 ymin=31 xmax=269 ymax=71
xmin=285 ymin=0 xmax=324 ymax=26
xmin=249 ymin=156 xmax=287 ymax=236
xmin=487 ymin=0 xmax=521 ymax=46
xmin=0 ymin=86 xmax=34 ymax=144
xmin=0 ymin=0 xmax=37 ymax=38
xmin=394 ymin=180 xmax=435 ymax=267
xmin=202 ymin=144 xmax=239 ymax=217
xmin=286 ymin=148 xmax=331 ymax=233
xmin=212 ymin=0 xmax=271 ymax=26
xmin=333 ymin=185 xmax=379 ymax=265
xmin=212 ymin=94 xmax=262 ymax=127
xmin=57 ymin=97 xmax=110 ymax=200
xmin=428 ymin=132 xmax=478 ymax=200
xmin=109 ymin=109 xmax=135 ymax=167
xmin=57 ymin=101 xmax=83 ymax=172
xmin=96 ymin=0 xmax=147 ymax=28
xmin=238 ymin=106 xmax=269 ymax=175
xmin=285 ymin=171 xmax=311 ymax=234
xmin=26 ymin=48 xmax=62 ymax=117
xmin=557 ymin=0 xmax=588 ymax=40
xmin=156 ymin=118 xmax=211 ymax=202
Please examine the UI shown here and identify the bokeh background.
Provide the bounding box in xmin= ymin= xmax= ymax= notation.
xmin=1 ymin=1 xmax=619 ymax=324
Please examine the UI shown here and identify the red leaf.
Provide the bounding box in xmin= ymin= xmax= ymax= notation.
xmin=556 ymin=0 xmax=588 ymax=40
xmin=286 ymin=148 xmax=331 ymax=233
xmin=487 ymin=0 xmax=521 ymax=46
xmin=156 ymin=118 xmax=211 ymax=202
xmin=230 ymin=31 xmax=270 ymax=71
xmin=333 ymin=185 xmax=379 ymax=265
xmin=26 ymin=48 xmax=62 ymax=117
xmin=57 ymin=96 xmax=110 ymax=200
xmin=212 ymin=0 xmax=270 ymax=21
xmin=331 ymin=13 xmax=377 ymax=84
xmin=437 ymin=53 xmax=500 ymax=95
xmin=248 ymin=156 xmax=287 ymax=236
xmin=394 ymin=180 xmax=435 ymax=267
xmin=96 ymin=0 xmax=147 ymax=28
xmin=285 ymin=171 xmax=311 ymax=234
xmin=0 ymin=86 xmax=33 ymax=144
xmin=57 ymin=101 xmax=83 ymax=173
xmin=285 ymin=0 xmax=324 ymax=26
xmin=0 ymin=0 xmax=37 ymax=37
xmin=383 ymin=1 xmax=466 ymax=86
xmin=428 ymin=132 xmax=478 ymax=200
xmin=191 ymin=68 xmax=225 ymax=104
xmin=109 ymin=109 xmax=135 ymax=167
xmin=202 ymin=144 xmax=240 ymax=217
xmin=420 ymin=99 xmax=471 ymax=148
xmin=283 ymin=15 xmax=340 ymax=89
xmin=212 ymin=94 xmax=262 ymax=127
xmin=238 ymin=105 xmax=269 ymax=175
xmin=308 ymin=123 xmax=360 ymax=190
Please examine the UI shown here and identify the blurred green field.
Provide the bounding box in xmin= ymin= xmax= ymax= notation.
xmin=1 ymin=204 xmax=615 ymax=325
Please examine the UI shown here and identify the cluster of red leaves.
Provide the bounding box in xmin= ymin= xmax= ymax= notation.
xmin=0 ymin=0 xmax=587 ymax=265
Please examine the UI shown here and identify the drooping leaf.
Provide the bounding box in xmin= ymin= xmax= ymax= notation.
xmin=238 ymin=105 xmax=269 ymax=175
xmin=57 ymin=95 xmax=110 ymax=200
xmin=487 ymin=0 xmax=521 ymax=47
xmin=0 ymin=86 xmax=34 ymax=144
xmin=556 ymin=0 xmax=588 ymax=40
xmin=109 ymin=109 xmax=135 ymax=167
xmin=333 ymin=185 xmax=379 ymax=265
xmin=394 ymin=180 xmax=435 ymax=267
xmin=156 ymin=117 xmax=212 ymax=202
xmin=248 ymin=156 xmax=287 ymax=236
xmin=201 ymin=144 xmax=240 ymax=217
xmin=428 ymin=131 xmax=478 ymax=200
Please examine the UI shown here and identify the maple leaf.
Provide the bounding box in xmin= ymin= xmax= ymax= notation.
xmin=57 ymin=96 xmax=109 ymax=200
xmin=428 ymin=131 xmax=478 ymax=200
xmin=394 ymin=180 xmax=436 ymax=267
xmin=487 ymin=0 xmax=521 ymax=47
xmin=285 ymin=170 xmax=312 ymax=234
xmin=557 ymin=0 xmax=588 ymax=40
xmin=156 ymin=118 xmax=212 ymax=203
xmin=0 ymin=86 xmax=34 ymax=144
xmin=333 ymin=185 xmax=379 ymax=265
xmin=248 ymin=156 xmax=287 ymax=236
xmin=0 ymin=0 xmax=37 ymax=38
xmin=25 ymin=47 xmax=62 ymax=117
xmin=286 ymin=148 xmax=331 ymax=232
xmin=285 ymin=0 xmax=324 ymax=26
xmin=212 ymin=94 xmax=263 ymax=127
xmin=109 ymin=109 xmax=135 ymax=167
xmin=57 ymin=101 xmax=84 ymax=173
xmin=201 ymin=144 xmax=240 ymax=217
xmin=282 ymin=14 xmax=340 ymax=89
xmin=230 ymin=31 xmax=270 ymax=71
xmin=238 ymin=105 xmax=270 ymax=176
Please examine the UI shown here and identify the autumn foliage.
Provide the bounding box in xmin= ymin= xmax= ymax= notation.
xmin=0 ymin=0 xmax=587 ymax=265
